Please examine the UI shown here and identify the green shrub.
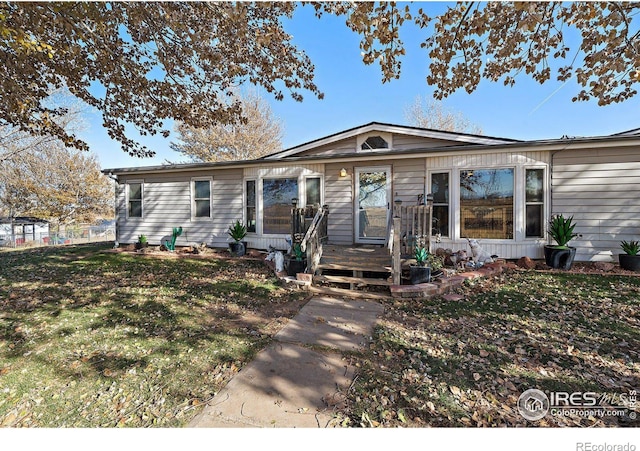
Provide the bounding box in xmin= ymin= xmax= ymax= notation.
xmin=548 ymin=214 xmax=577 ymax=248
xmin=620 ymin=240 xmax=640 ymax=256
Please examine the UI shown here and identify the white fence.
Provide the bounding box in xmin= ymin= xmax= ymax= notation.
xmin=0 ymin=223 xmax=116 ymax=249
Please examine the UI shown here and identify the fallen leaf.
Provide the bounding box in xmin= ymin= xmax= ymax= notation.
xmin=479 ymin=349 xmax=490 ymax=358
xmin=473 ymin=373 xmax=481 ymax=381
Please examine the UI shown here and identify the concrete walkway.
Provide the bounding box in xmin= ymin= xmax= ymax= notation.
xmin=188 ymin=295 xmax=385 ymax=428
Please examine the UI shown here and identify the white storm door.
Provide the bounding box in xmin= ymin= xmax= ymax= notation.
xmin=355 ymin=166 xmax=391 ymax=244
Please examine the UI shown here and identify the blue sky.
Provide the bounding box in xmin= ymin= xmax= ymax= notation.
xmin=90 ymin=2 xmax=640 ymax=170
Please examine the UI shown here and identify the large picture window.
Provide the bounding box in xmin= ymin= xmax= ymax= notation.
xmin=263 ymin=178 xmax=298 ymax=234
xmin=525 ymin=169 xmax=544 ymax=238
xmin=431 ymin=172 xmax=449 ymax=237
xmin=460 ymin=168 xmax=514 ymax=239
xmin=127 ymin=182 xmax=143 ymax=218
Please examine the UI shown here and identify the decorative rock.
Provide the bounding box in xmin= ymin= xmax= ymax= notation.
xmin=516 ymin=256 xmax=536 ymax=269
xmin=296 ymin=273 xmax=313 ymax=283
xmin=594 ymin=261 xmax=615 ymax=271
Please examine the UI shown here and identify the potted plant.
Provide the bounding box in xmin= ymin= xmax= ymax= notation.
xmin=135 ymin=234 xmax=148 ymax=250
xmin=286 ymin=243 xmax=307 ymax=276
xmin=619 ymin=240 xmax=640 ymax=272
xmin=544 ymin=214 xmax=578 ymax=269
xmin=410 ymin=246 xmax=432 ymax=284
xmin=227 ymin=220 xmax=247 ymax=256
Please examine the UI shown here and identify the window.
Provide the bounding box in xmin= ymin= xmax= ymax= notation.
xmin=263 ymin=178 xmax=298 ymax=234
xmin=192 ymin=179 xmax=212 ymax=218
xmin=525 ymin=169 xmax=545 ymax=238
xmin=361 ymin=136 xmax=389 ymax=150
xmin=431 ymin=172 xmax=449 ymax=237
xmin=245 ymin=180 xmax=256 ymax=233
xmin=460 ymin=168 xmax=514 ymax=239
xmin=305 ymin=177 xmax=321 ymax=207
xmin=127 ymin=182 xmax=143 ymax=218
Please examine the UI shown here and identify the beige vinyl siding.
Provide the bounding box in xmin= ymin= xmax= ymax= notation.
xmin=324 ymin=162 xmax=353 ymax=245
xmin=294 ymin=137 xmax=358 ymax=157
xmin=116 ymin=169 xmax=243 ymax=247
xmin=427 ymin=150 xmax=550 ymax=260
xmin=392 ymin=135 xmax=465 ymax=150
xmin=552 ymin=147 xmax=640 ymax=262
xmin=392 ymin=158 xmax=426 ymax=205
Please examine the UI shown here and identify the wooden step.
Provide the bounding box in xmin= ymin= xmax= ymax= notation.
xmin=308 ymin=285 xmax=392 ymax=301
xmin=314 ymin=274 xmax=392 ymax=287
xmin=320 ymin=255 xmax=391 ymax=266
xmin=317 ymin=262 xmax=392 ymax=273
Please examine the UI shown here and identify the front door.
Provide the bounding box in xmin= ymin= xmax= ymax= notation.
xmin=355 ymin=166 xmax=391 ymax=244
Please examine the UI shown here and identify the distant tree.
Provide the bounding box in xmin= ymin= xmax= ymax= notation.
xmin=0 ymin=146 xmax=114 ymax=226
xmin=170 ymin=90 xmax=283 ymax=162
xmin=404 ymin=96 xmax=483 ymax=135
xmin=0 ymin=90 xmax=113 ymax=225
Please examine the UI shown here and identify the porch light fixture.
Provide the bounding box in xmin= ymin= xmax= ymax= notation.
xmin=339 ymin=168 xmax=348 ymax=177
xmin=426 ymin=193 xmax=434 ymax=204
xmin=292 ymin=197 xmax=298 ymax=207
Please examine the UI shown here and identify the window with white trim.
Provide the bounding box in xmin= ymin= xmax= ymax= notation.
xmin=525 ymin=168 xmax=545 ymax=238
xmin=192 ymin=178 xmax=212 ymax=218
xmin=361 ymin=136 xmax=389 ymax=150
xmin=245 ymin=180 xmax=256 ymax=233
xmin=127 ymin=181 xmax=143 ymax=218
xmin=460 ymin=168 xmax=514 ymax=239
xmin=430 ymin=172 xmax=450 ymax=237
xmin=305 ymin=177 xmax=321 ymax=207
xmin=263 ymin=178 xmax=298 ymax=234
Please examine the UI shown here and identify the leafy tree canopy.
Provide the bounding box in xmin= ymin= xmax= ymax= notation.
xmin=1 ymin=2 xmax=638 ymax=158
xmin=320 ymin=1 xmax=640 ymax=105
xmin=0 ymin=2 xmax=319 ymax=157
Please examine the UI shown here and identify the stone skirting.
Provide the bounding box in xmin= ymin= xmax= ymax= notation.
xmin=390 ymin=262 xmax=514 ymax=299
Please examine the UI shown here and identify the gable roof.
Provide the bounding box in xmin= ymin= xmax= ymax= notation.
xmin=261 ymin=121 xmax=519 ymax=160
xmin=611 ymin=127 xmax=640 ymax=137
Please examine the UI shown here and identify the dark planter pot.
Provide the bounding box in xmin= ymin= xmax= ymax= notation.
xmin=544 ymin=245 xmax=576 ymax=270
xmin=229 ymin=241 xmax=247 ymax=257
xmin=410 ymin=265 xmax=431 ymax=284
xmin=286 ymin=258 xmax=307 ymax=276
xmin=619 ymin=254 xmax=640 ymax=272
xmin=135 ymin=242 xmax=148 ymax=250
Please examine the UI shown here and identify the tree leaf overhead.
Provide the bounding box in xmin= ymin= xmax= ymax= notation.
xmin=0 ymin=2 xmax=320 ymax=157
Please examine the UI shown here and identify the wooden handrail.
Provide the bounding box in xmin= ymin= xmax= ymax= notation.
xmin=299 ymin=205 xmax=328 ymax=274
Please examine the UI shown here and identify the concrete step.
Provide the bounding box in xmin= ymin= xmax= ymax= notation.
xmin=308 ymin=285 xmax=392 ymax=301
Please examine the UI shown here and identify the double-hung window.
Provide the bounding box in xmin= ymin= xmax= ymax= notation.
xmin=430 ymin=172 xmax=450 ymax=237
xmin=305 ymin=177 xmax=321 ymax=207
xmin=127 ymin=182 xmax=143 ymax=218
xmin=245 ymin=180 xmax=256 ymax=233
xmin=525 ymin=168 xmax=545 ymax=238
xmin=192 ymin=178 xmax=212 ymax=219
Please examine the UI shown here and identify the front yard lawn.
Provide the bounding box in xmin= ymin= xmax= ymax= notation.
xmin=341 ymin=270 xmax=640 ymax=427
xmin=0 ymin=244 xmax=306 ymax=427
